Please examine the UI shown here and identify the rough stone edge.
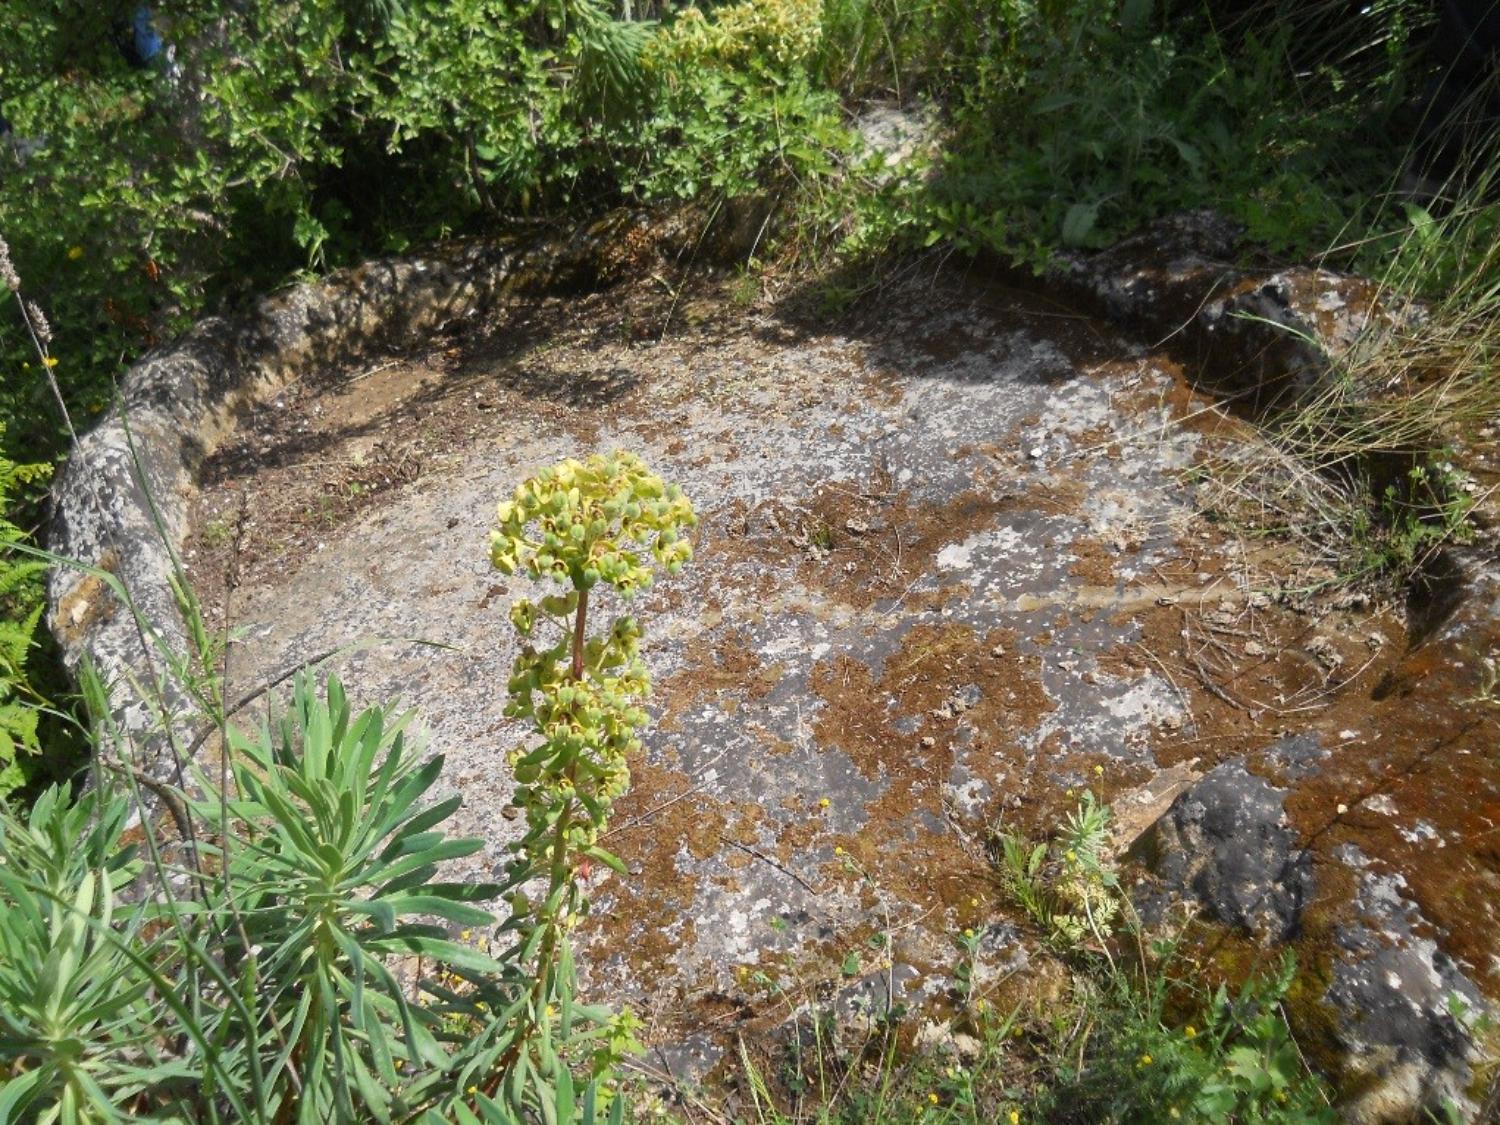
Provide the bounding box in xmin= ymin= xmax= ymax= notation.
xmin=43 ymin=208 xmax=741 ymax=791
xmin=1049 ymin=210 xmax=1416 ymax=403
xmin=1053 ymin=211 xmax=1500 ymax=631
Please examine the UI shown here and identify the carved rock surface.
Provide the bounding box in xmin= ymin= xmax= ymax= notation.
xmin=46 ymin=213 xmax=1500 ymax=1117
xmin=1053 ymin=210 xmax=1418 ymax=409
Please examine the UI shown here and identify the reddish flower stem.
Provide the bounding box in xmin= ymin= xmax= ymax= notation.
xmin=571 ymin=588 xmax=588 ymax=681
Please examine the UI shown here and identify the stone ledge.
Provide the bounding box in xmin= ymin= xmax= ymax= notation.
xmin=44 ymin=208 xmax=747 ymax=787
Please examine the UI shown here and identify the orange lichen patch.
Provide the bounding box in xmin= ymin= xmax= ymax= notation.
xmin=1067 ymin=422 xmax=1119 ymax=456
xmin=1270 ymin=271 xmax=1397 ymax=350
xmin=1099 ymin=523 xmax=1500 ymax=1003
xmin=1018 ymin=474 xmax=1089 ymax=519
xmin=55 ymin=548 xmax=121 ymax=646
xmin=1066 ymin=535 xmax=1119 ymax=587
xmin=1272 ymin=646 xmax=1500 ymax=995
xmin=650 ymin=628 xmax=776 ymax=741
xmin=584 ymin=756 xmax=726 ymax=975
xmin=1093 ymin=634 xmax=1152 ymax=683
xmin=695 ymin=631 xmax=778 ymax=700
xmin=808 ymin=623 xmax=1056 ymax=909
xmin=771 ymin=810 xmax=825 ymax=866
xmin=732 ymin=486 xmax=1025 ymax=612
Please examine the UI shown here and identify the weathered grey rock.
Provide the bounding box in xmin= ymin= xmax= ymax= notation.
xmin=44 ymin=209 xmax=1500 ymax=1116
xmin=187 ymin=265 xmax=1214 ymax=1019
xmin=1262 ymin=731 xmax=1329 ymax=781
xmin=1137 ymin=734 xmax=1497 ymax=1124
xmin=854 ymin=102 xmax=940 ymax=179
xmin=1064 ymin=219 xmax=1498 ymax=1123
xmin=1054 ymin=210 xmax=1418 ymax=409
xmin=1051 ymin=209 xmax=1244 ymax=328
xmin=1328 ymin=848 xmax=1488 ymax=1125
xmin=47 ymin=247 xmax=524 ymax=794
xmin=1139 ymin=759 xmax=1312 ymax=942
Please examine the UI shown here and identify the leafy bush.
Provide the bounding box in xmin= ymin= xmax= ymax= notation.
xmin=0 ymin=442 xmax=51 ymax=798
xmin=0 ymin=674 xmax=519 ymax=1121
xmin=629 ymin=0 xmax=848 ymax=205
xmin=1036 ymin=950 xmax=1335 ymax=1124
xmin=0 ymin=1 xmax=848 ymax=464
xmin=827 ymin=0 xmax=1429 ymax=267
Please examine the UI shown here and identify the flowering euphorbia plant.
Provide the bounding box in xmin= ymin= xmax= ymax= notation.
xmin=486 ymin=451 xmax=694 ymax=1115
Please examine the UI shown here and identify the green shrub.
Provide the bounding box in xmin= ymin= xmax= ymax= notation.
xmin=1034 ymin=951 xmax=1335 ymax=1124
xmin=0 ymin=3 xmax=577 ymax=452
xmin=626 ymin=1 xmax=849 ymax=206
xmin=0 ymin=441 xmax=51 ymax=798
xmin=825 ymin=0 xmax=1429 ymax=268
xmin=0 ymin=674 xmax=505 ymax=1121
xmin=0 ymin=0 xmax=847 ymax=466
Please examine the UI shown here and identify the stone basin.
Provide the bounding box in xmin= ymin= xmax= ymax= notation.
xmin=49 ymin=223 xmax=1500 ymax=1119
xmin=196 ymin=272 xmax=1211 ymax=993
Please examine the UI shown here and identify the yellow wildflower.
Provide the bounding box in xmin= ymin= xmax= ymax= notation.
xmin=1138 ymin=1054 xmax=1153 ymax=1067
xmin=42 ymin=356 xmax=58 ymax=368
xmin=1094 ymin=764 xmax=1104 ymax=775
xmin=1184 ymin=1025 xmax=1196 ymax=1038
xmin=67 ymin=245 xmax=84 ymax=260
xmin=834 ymin=845 xmax=844 ymax=855
xmin=819 ymin=797 xmax=830 ymax=809
xmin=1009 ymin=1112 xmax=1020 ymax=1124
xmin=928 ymin=1092 xmax=939 ymax=1105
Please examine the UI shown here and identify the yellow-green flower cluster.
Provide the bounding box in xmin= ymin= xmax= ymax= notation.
xmin=490 ymin=451 xmax=695 ymax=596
xmin=646 ymin=0 xmax=823 ymax=71
xmin=1047 ymin=841 xmax=1121 ymax=946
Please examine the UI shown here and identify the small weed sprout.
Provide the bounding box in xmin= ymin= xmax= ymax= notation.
xmin=199 ymin=517 xmax=233 ymax=548
xmin=1466 ymin=650 xmax=1500 ymax=708
xmin=994 ymin=789 xmax=1122 ymax=954
xmin=489 ymin=450 xmax=695 ymax=1111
